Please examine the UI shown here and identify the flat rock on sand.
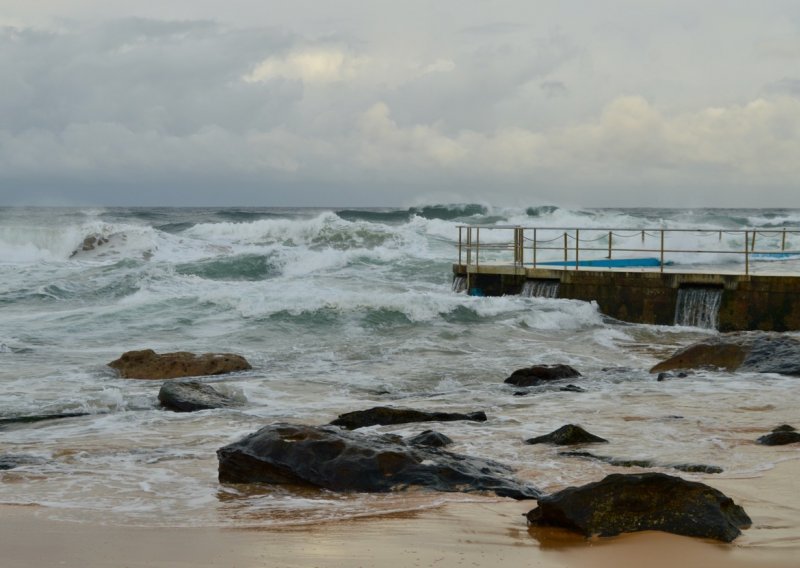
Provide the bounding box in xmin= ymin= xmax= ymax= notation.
xmin=526 ymin=472 xmax=751 ymax=542
xmin=108 ymin=349 xmax=251 ymax=380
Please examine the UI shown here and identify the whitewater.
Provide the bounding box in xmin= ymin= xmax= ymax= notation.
xmin=1 ymin=205 xmax=799 ymax=527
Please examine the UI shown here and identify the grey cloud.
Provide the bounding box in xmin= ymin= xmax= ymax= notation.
xmin=2 ymin=6 xmax=800 ymax=208
xmin=540 ymin=80 xmax=568 ymax=98
xmin=764 ymin=78 xmax=800 ymax=97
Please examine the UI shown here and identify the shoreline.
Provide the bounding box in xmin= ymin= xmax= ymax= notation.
xmin=2 ymin=458 xmax=798 ymax=568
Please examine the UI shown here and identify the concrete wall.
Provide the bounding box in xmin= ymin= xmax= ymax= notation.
xmin=453 ymin=264 xmax=800 ymax=331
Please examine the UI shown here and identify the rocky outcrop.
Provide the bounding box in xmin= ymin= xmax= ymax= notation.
xmin=217 ymin=423 xmax=539 ymax=499
xmin=525 ymin=424 xmax=608 ymax=445
xmin=651 ymin=333 xmax=800 ymax=375
xmin=526 ymin=472 xmax=750 ymax=542
xmin=108 ymin=349 xmax=251 ymax=380
xmin=559 ymin=451 xmax=723 ymax=474
xmin=504 ymin=364 xmax=581 ymax=387
xmin=158 ymin=380 xmax=243 ymax=412
xmin=329 ymin=406 xmax=487 ymax=430
xmin=407 ymin=430 xmax=453 ymax=448
xmin=70 ymin=234 xmax=109 ymax=257
xmin=757 ymin=424 xmax=800 ymax=446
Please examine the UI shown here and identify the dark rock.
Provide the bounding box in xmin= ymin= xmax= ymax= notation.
xmin=559 ymin=451 xmax=722 ymax=474
xmin=505 ymin=364 xmax=581 ymax=387
xmin=560 ymin=384 xmax=585 ymax=392
xmin=525 ymin=472 xmax=750 ymax=542
xmin=526 ymin=424 xmax=608 ymax=445
xmin=407 ymin=430 xmax=453 ymax=448
xmin=158 ymin=380 xmax=243 ymax=412
xmin=513 ymin=391 xmax=530 ymax=396
xmin=70 ymin=234 xmax=110 ymax=257
xmin=0 ymin=412 xmax=91 ymax=430
xmin=560 ymin=451 xmax=651 ymax=468
xmin=672 ymin=463 xmax=724 ymax=474
xmin=771 ymin=424 xmax=796 ymax=433
xmin=108 ymin=349 xmax=252 ymax=380
xmin=217 ymin=423 xmax=539 ymax=500
xmin=651 ymin=333 xmax=800 ymax=375
xmin=0 ymin=454 xmax=46 ymax=470
xmin=656 ymin=372 xmax=671 ymax=381
xmin=329 ymin=406 xmax=487 ymax=430
xmin=757 ymin=431 xmax=800 ymax=446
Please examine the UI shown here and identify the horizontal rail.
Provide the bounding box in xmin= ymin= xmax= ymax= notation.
xmin=455 ymin=226 xmax=800 ymax=278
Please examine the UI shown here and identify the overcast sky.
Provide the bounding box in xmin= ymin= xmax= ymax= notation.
xmin=2 ymin=1 xmax=800 ymax=207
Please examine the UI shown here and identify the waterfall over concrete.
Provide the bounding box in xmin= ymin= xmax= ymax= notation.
xmin=452 ymin=275 xmax=467 ymax=293
xmin=521 ymin=279 xmax=560 ymax=298
xmin=674 ymin=287 xmax=723 ymax=329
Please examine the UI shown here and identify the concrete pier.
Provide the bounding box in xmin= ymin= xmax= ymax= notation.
xmin=452 ymin=264 xmax=800 ymax=331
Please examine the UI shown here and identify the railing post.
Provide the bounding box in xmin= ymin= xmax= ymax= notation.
xmin=782 ymin=228 xmax=787 ymax=251
xmin=751 ymin=231 xmax=756 ymax=252
xmin=563 ymin=232 xmax=568 ymax=265
xmin=533 ymin=228 xmax=537 ymax=268
xmin=466 ymin=226 xmax=472 ymax=266
xmin=660 ymin=230 xmax=665 ymax=273
xmin=575 ymin=229 xmax=580 ymax=270
xmin=744 ymin=230 xmax=750 ymax=275
xmin=466 ymin=227 xmax=472 ymax=292
xmin=607 ymin=231 xmax=612 ymax=259
xmin=476 ymin=227 xmax=480 ymax=270
xmin=458 ymin=226 xmax=462 ymax=266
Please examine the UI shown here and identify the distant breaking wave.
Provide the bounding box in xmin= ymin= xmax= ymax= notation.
xmin=335 ymin=203 xmax=488 ymax=223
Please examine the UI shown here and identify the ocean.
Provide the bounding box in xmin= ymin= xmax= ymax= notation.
xmin=1 ymin=204 xmax=799 ymax=527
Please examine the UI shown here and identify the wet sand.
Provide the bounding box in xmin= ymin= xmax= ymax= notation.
xmin=2 ymin=459 xmax=798 ymax=568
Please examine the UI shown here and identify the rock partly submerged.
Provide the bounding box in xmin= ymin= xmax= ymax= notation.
xmin=559 ymin=450 xmax=723 ymax=474
xmin=407 ymin=429 xmax=454 ymax=448
xmin=158 ymin=380 xmax=243 ymax=412
xmin=526 ymin=472 xmax=750 ymax=542
xmin=757 ymin=424 xmax=800 ymax=446
xmin=651 ymin=332 xmax=800 ymax=375
xmin=504 ymin=364 xmax=581 ymax=387
xmin=525 ymin=424 xmax=608 ymax=445
xmin=109 ymin=349 xmax=251 ymax=380
xmin=217 ymin=423 xmax=539 ymax=499
xmin=329 ymin=406 xmax=487 ymax=430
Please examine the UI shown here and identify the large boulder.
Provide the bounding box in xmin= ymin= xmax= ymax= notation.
xmin=526 ymin=472 xmax=750 ymax=542
xmin=651 ymin=333 xmax=800 ymax=375
xmin=525 ymin=424 xmax=608 ymax=445
xmin=108 ymin=349 xmax=251 ymax=380
xmin=217 ymin=423 xmax=539 ymax=500
xmin=158 ymin=380 xmax=243 ymax=412
xmin=504 ymin=364 xmax=581 ymax=387
xmin=329 ymin=406 xmax=487 ymax=430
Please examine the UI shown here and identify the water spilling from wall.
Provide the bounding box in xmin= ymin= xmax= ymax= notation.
xmin=520 ymin=279 xmax=560 ymax=298
xmin=674 ymin=286 xmax=723 ymax=329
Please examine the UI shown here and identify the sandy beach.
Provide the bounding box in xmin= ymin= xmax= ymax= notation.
xmin=3 ymin=458 xmax=798 ymax=568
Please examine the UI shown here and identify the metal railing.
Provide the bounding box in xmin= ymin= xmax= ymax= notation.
xmin=456 ymin=226 xmax=800 ymax=276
